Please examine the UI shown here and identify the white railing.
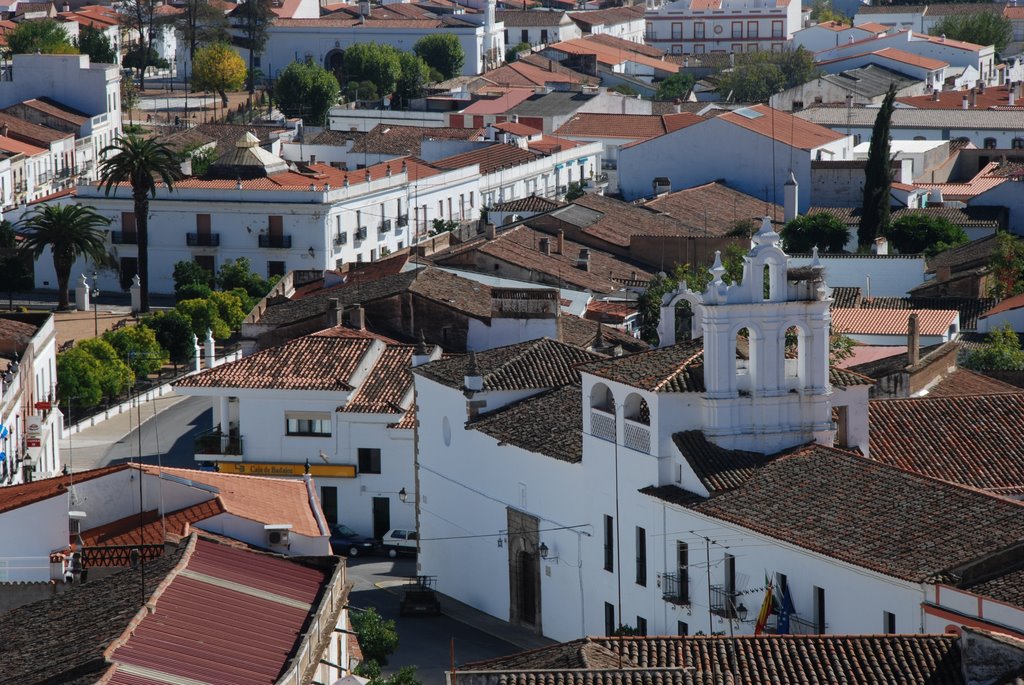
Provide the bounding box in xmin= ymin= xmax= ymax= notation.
xmin=591 ymin=408 xmax=616 ymax=442
xmin=624 ymin=419 xmax=651 ymax=454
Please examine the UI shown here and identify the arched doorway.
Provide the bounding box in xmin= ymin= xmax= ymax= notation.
xmin=325 ymin=49 xmax=345 ymax=83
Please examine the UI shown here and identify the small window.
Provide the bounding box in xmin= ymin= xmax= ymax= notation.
xmin=1012 ymin=138 xmax=1024 ymax=150
xmin=635 ymin=616 xmax=647 ymax=636
xmin=268 ymin=260 xmax=286 ymax=278
xmin=286 ymin=413 xmax=331 ymax=437
xmin=984 ymin=137 xmax=998 ymax=149
xmin=814 ymin=586 xmax=826 ymax=633
xmin=883 ymin=611 xmax=896 ymax=634
xmin=604 ymin=602 xmax=616 ymax=636
xmin=604 ymin=514 xmax=614 ymax=572
xmin=678 ymin=621 xmax=688 ymax=636
xmin=358 ymin=448 xmax=382 ymax=474
xmin=635 ymin=526 xmax=647 ymax=586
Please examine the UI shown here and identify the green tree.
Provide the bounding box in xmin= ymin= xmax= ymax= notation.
xmin=274 ymin=59 xmax=341 ymax=125
xmin=885 ymin=213 xmax=968 ymax=257
xmin=173 ymin=259 xmax=213 ymax=294
xmin=431 ymin=218 xmax=458 ymax=234
xmin=103 ymin=325 xmax=168 ymax=377
xmin=77 ymin=338 xmax=135 ymax=399
xmin=234 ymin=0 xmax=274 ymax=94
xmin=810 ymin=0 xmax=847 ymax=24
xmin=209 ymin=290 xmax=247 ymax=330
xmin=655 ymin=72 xmax=695 ymax=101
xmin=344 ymin=43 xmax=402 ymax=98
xmin=192 ymin=42 xmax=247 ymax=107
xmin=354 ymin=662 xmax=422 ymax=685
xmin=781 ymin=213 xmax=849 ymax=253
xmin=118 ymin=0 xmax=157 ymax=89
xmin=123 ymin=45 xmax=170 ymax=72
xmin=715 ymin=48 xmax=817 ymax=102
xmin=120 ymin=78 xmax=140 ymax=119
xmin=5 ymin=19 xmax=77 ymax=55
xmin=395 ymin=51 xmax=430 ymax=109
xmin=142 ymin=310 xmax=196 ymax=365
xmin=963 ymin=324 xmax=1024 ymax=371
xmin=413 ymin=34 xmax=465 ymax=80
xmin=75 ymin=26 xmax=117 ymax=63
xmin=0 ymin=221 xmax=33 ymax=309
xmin=18 ymin=204 xmax=110 ymax=310
xmin=99 ymin=134 xmax=183 ymax=314
xmin=217 ymin=257 xmax=273 ymax=298
xmin=564 ymin=181 xmax=585 ymax=202
xmin=173 ymin=0 xmax=230 ymax=72
xmin=506 ymin=41 xmax=530 ymax=62
xmin=352 ymin=608 xmax=399 ymax=665
xmin=988 ymin=233 xmax=1024 ymax=299
xmin=931 ymin=12 xmax=1012 ymax=53
xmin=346 ymin=80 xmax=379 ymax=102
xmin=858 ymin=84 xmax=896 ymax=249
xmin=57 ymin=347 xmax=104 ymax=409
xmin=176 ymin=297 xmax=231 ymax=339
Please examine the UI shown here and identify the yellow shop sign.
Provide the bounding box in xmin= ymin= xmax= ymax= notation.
xmin=217 ymin=462 xmax=356 ymax=478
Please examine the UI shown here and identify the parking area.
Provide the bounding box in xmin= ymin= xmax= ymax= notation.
xmin=344 ymin=556 xmax=544 ymax=685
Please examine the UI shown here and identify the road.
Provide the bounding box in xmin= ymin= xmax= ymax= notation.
xmin=345 ymin=556 xmax=521 ymax=684
xmin=103 ymin=396 xmax=212 ymax=469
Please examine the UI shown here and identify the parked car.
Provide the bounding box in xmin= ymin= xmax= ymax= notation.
xmin=330 ymin=524 xmax=378 ymax=557
xmin=381 ymin=529 xmax=418 ymax=557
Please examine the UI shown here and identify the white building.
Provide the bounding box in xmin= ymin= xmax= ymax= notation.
xmin=643 ymin=0 xmax=802 ymax=56
xmin=412 ymin=219 xmax=1024 ymax=642
xmin=791 ymin=20 xmax=888 ymax=53
xmin=498 ymin=10 xmax=582 ymax=48
xmin=617 ymin=104 xmax=854 ymax=208
xmin=569 ymin=7 xmax=646 ymax=42
xmin=0 ymin=313 xmax=59 ymax=488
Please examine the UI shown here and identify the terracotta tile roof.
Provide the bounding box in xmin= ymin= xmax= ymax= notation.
xmin=389 ymin=409 xmax=416 ymax=430
xmin=981 ymin=292 xmax=1024 ymax=319
xmin=584 ymin=299 xmax=636 ymax=323
xmin=351 ymin=124 xmax=484 ymax=156
xmin=0 ymin=465 xmax=128 ymax=515
xmin=644 ymin=181 xmax=782 ymax=236
xmin=1006 ymin=5 xmax=1024 ymax=20
xmin=430 ymin=223 xmax=653 ymax=293
xmin=459 ymin=88 xmax=536 ymax=115
xmin=827 ymin=288 xmax=996 ymax=332
xmin=555 ymin=112 xmax=702 ymax=139
xmin=174 ymin=333 xmax=375 ymax=391
xmin=0 ymin=538 xmax=190 ymax=685
xmin=492 ymin=195 xmax=564 ymax=213
xmin=340 ymin=344 xmax=415 ymax=414
xmin=496 ymin=9 xmax=568 ymax=25
xmin=828 ymin=365 xmax=875 ymax=386
xmin=273 ymin=16 xmax=446 ymax=27
xmin=672 ymin=444 xmax=1024 ymax=582
xmin=8 ymin=97 xmax=88 ymax=126
xmin=80 ymin=501 xmax=226 ymax=562
xmin=928 ymin=233 xmax=1007 ymax=272
xmin=580 ymin=341 xmax=705 ymax=392
xmin=482 ymin=61 xmax=587 ymax=88
xmin=927 ymin=368 xmax=1024 ymax=397
xmin=550 ymin=192 xmax=706 ymax=246
xmin=548 ymin=37 xmax=679 ymax=73
xmin=674 ymin=430 xmax=766 ymax=494
xmin=138 ymin=465 xmax=325 ymax=537
xmin=718 ymin=105 xmax=847 ymax=151
xmin=0 ymin=111 xmax=71 ymax=146
xmin=875 ymin=46 xmax=950 ymax=69
xmin=868 ymin=394 xmax=1024 ymax=493
xmin=414 ymin=338 xmax=600 ymax=391
xmin=968 ymin=568 xmax=1024 ymax=609
xmin=832 ymin=308 xmax=959 ymax=336
xmin=911 ymin=30 xmax=984 ymax=51
xmin=470 ymin=384 xmax=583 ymax=462
xmin=569 ymin=6 xmax=645 ymax=28
xmin=559 ymin=313 xmax=649 ymax=354
xmin=830 ymin=285 xmax=860 ymax=308
xmin=431 ymin=142 xmax=539 ymax=174
xmin=899 ymin=84 xmax=1020 ymax=110
xmin=519 ymin=54 xmax=600 ymax=85
xmin=461 ymin=634 xmax=967 ymax=683
xmin=493 ymin=120 xmax=542 ymax=137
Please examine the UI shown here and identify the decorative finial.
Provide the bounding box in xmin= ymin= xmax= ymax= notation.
xmin=811 ymin=245 xmax=820 ymax=267
xmin=304 ymin=458 xmax=311 ymax=475
xmin=709 ymin=250 xmax=725 ymax=286
xmin=594 ymin=319 xmax=605 ymax=348
xmin=466 ymin=350 xmax=480 ymax=377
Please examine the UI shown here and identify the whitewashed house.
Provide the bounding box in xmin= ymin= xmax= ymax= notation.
xmin=498 ymin=10 xmax=581 ymax=48
xmin=643 ymin=0 xmax=801 ymax=55
xmin=0 ymin=313 xmax=59 ymax=488
xmin=413 ymin=219 xmax=1024 ymax=642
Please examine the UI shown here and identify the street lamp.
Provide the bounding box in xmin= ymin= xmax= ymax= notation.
xmin=90 ymin=271 xmax=100 ymax=337
xmin=398 ymin=487 xmax=408 ymax=503
xmin=21 ymin=454 xmax=34 ymax=483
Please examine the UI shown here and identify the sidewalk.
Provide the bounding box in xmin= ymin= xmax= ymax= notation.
xmin=61 ymin=393 xmax=188 ymax=472
xmin=375 ymin=579 xmax=555 ymax=652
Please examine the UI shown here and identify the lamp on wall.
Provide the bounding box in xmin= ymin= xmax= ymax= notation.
xmin=398 ymin=487 xmax=408 ymax=503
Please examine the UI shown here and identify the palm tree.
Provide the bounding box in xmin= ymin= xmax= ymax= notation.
xmin=99 ymin=134 xmax=182 ymax=313
xmin=19 ymin=204 xmax=111 ymax=310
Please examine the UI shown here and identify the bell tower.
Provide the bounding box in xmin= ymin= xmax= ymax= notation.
xmin=659 ymin=217 xmax=834 ymax=454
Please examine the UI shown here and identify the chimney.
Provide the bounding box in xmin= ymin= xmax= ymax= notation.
xmin=577 ymin=248 xmax=591 ymax=271
xmin=358 ymin=0 xmax=370 ymax=15
xmin=61 ymin=1 xmax=69 ymax=10
xmin=932 ymin=88 xmax=940 ymax=101
xmin=873 ymin=236 xmax=888 ymax=255
xmin=845 ymin=93 xmax=853 ymax=108
xmin=539 ymin=237 xmax=551 ymax=255
xmin=907 ymin=313 xmax=920 ymax=367
xmin=327 ymin=298 xmax=342 ymax=327
xmin=412 ymin=330 xmax=432 ymax=368
xmin=1 ymin=124 xmax=8 ymax=137
xmin=485 ymin=223 xmax=496 ymax=239
xmin=962 ymin=93 xmax=969 ymax=110
xmin=463 ymin=351 xmax=484 ymax=395
xmin=673 ymin=99 xmax=681 ymax=114
xmin=1010 ymin=84 xmax=1016 ymax=107
xmin=939 ymin=33 xmax=946 ymax=42
xmin=511 ymin=114 xmax=519 ymax=123
xmin=556 ymin=229 xmax=565 ymax=255
xmin=783 ymin=171 xmax=798 ymax=223
xmin=348 ymin=304 xmax=366 ymax=330
xmin=969 ymin=89 xmax=977 ymax=108
xmin=979 ymin=81 xmax=986 ymax=94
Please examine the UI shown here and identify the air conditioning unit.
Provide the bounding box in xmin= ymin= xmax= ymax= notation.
xmin=264 ymin=523 xmax=293 ymax=549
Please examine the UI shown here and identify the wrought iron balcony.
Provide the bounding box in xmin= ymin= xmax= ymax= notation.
xmin=709 ymin=584 xmax=741 ymax=618
xmin=379 ymin=219 xmax=392 ymax=232
xmin=397 ymin=214 xmax=409 ymax=227
xmin=334 ymin=233 xmax=347 ymax=246
xmin=187 ymin=232 xmax=220 ymax=247
xmin=195 ymin=429 xmax=243 ymax=456
xmin=355 ymin=226 xmax=367 ymax=241
xmin=82 ymin=543 xmax=164 ymax=568
xmin=764 ymin=613 xmax=819 ymax=635
xmin=661 ymin=572 xmax=689 ymax=605
xmin=111 ymin=231 xmax=138 ymax=244
xmin=259 ymin=234 xmax=291 ymax=248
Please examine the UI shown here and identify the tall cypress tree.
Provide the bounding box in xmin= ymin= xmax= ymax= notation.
xmin=858 ymin=84 xmax=896 ymax=250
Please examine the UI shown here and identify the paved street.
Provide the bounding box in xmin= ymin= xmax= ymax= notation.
xmin=101 ymin=396 xmax=212 ymax=469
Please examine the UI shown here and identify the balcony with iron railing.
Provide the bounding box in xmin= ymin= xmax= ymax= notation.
xmin=379 ymin=219 xmax=392 ymax=232
xmin=82 ymin=543 xmax=165 ymax=569
xmin=187 ymin=232 xmax=220 ymax=247
xmin=355 ymin=226 xmax=368 ymax=241
xmin=397 ymin=214 xmax=409 ymax=228
xmin=194 ymin=428 xmax=243 ymax=457
xmin=763 ymin=613 xmax=819 ymax=635
xmin=111 ymin=231 xmax=138 ymax=244
xmin=661 ymin=572 xmax=689 ymax=605
xmin=259 ymin=234 xmax=291 ymax=248
xmin=709 ymin=584 xmax=741 ymax=618
xmin=334 ymin=233 xmax=348 ymax=246
xmin=590 ymin=407 xmax=615 ymax=442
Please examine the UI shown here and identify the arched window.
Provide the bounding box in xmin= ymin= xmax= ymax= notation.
xmin=785 ymin=325 xmax=801 ymax=381
xmin=589 ymin=383 xmax=616 ymax=442
xmin=736 ymin=328 xmax=750 ymax=391
xmin=1012 ymin=138 xmax=1024 ymax=150
xmin=591 ymin=384 xmax=615 ymax=413
xmin=675 ymin=299 xmax=693 ymax=342
xmin=984 ymin=137 xmax=998 ymax=149
xmin=625 ymin=394 xmax=650 ymax=425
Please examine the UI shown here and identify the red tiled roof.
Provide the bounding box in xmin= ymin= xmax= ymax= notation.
xmin=483 ymin=60 xmax=594 ymax=88
xmin=584 ymin=299 xmax=636 ymax=323
xmin=137 ymin=465 xmax=324 ymax=537
xmin=0 ymin=465 xmax=128 ymax=514
xmin=352 ymin=123 xmax=484 ymax=156
xmin=431 ymin=142 xmax=539 ymax=174
xmin=528 ymin=134 xmax=582 ymax=154
xmin=460 ymin=89 xmax=536 ymax=115
xmin=980 ymin=292 xmax=1024 ymax=318
xmin=869 ymin=394 xmax=1024 ymax=493
xmin=926 ymin=368 xmax=1024 ymax=397
xmin=340 ymin=344 xmax=415 ymax=414
xmin=555 ymin=112 xmax=702 ymax=139
xmin=174 ymin=333 xmax=375 ymax=390
xmin=644 ymin=181 xmax=782 ymax=236
xmin=493 ymin=120 xmax=542 ymax=137
xmin=832 ymin=308 xmax=959 ymax=336
xmin=718 ymin=105 xmax=846 ymax=150
xmin=81 ymin=500 xmax=226 ymax=552
xmin=548 ymin=37 xmax=679 ymax=73
xmin=899 ymin=84 xmax=1021 ymax=110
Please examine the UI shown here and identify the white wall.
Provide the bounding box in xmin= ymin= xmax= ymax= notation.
xmin=978 ymin=307 xmax=1024 ymax=333
xmin=786 ymin=255 xmax=928 ymax=296
xmin=971 ymin=178 xmax=1024 ymax=235
xmin=0 ymin=495 xmax=67 ymax=581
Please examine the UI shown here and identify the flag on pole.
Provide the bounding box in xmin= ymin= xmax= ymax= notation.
xmin=754 ymin=577 xmax=774 ymax=635
xmin=777 ymin=583 xmax=794 ymax=635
